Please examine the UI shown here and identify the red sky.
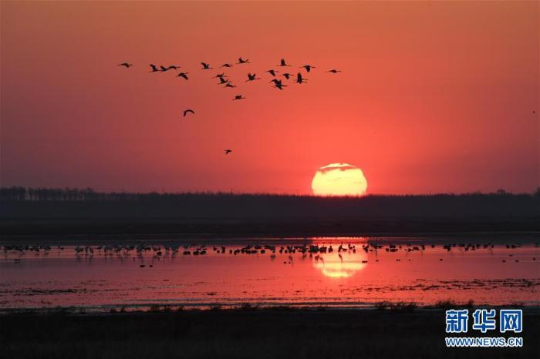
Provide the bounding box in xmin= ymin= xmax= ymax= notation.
xmin=1 ymin=1 xmax=538 ymax=194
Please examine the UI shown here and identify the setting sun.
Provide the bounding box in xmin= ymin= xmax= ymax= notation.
xmin=311 ymin=163 xmax=368 ymax=196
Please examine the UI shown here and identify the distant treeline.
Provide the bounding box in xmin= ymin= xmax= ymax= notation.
xmin=1 ymin=186 xmax=539 ymax=202
xmin=0 ymin=187 xmax=538 ymax=219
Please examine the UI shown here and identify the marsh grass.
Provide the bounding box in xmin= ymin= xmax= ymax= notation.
xmin=432 ymin=300 xmax=475 ymax=309
xmin=375 ymin=301 xmax=418 ymax=312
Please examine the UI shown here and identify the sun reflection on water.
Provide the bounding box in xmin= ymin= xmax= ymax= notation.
xmin=313 ymin=252 xmax=367 ymax=278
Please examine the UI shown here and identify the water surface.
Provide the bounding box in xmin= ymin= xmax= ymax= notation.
xmin=1 ymin=237 xmax=538 ymax=311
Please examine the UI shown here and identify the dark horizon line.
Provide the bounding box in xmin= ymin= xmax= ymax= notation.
xmin=1 ymin=186 xmax=538 ymax=199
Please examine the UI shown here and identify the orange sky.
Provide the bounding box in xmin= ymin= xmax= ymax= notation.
xmin=1 ymin=1 xmax=538 ymax=194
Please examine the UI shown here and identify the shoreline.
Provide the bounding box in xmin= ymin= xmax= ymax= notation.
xmin=2 ymin=303 xmax=540 ymax=315
xmin=0 ymin=231 xmax=538 ymax=245
xmin=1 ymin=217 xmax=539 ymax=240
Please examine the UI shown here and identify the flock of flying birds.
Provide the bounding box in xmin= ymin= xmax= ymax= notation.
xmin=118 ymin=58 xmax=342 ymax=155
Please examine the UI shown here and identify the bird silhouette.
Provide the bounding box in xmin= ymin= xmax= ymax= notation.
xmin=327 ymin=69 xmax=341 ymax=74
xmin=237 ymin=57 xmax=250 ymax=64
xmin=213 ymin=73 xmax=227 ymax=79
xmin=246 ymin=73 xmax=260 ymax=82
xmin=224 ymin=83 xmax=237 ymax=88
xmin=295 ymin=72 xmax=307 ymax=84
xmin=177 ymin=72 xmax=189 ymax=80
xmin=278 ymin=59 xmax=291 ymax=67
xmin=301 ymin=65 xmax=316 ymax=72
xmin=266 ymin=69 xmax=278 ymax=77
xmin=220 ymin=63 xmax=233 ymax=68
xmin=282 ymin=73 xmax=292 ymax=80
xmin=201 ymin=62 xmax=212 ymax=70
xmin=149 ymin=64 xmax=160 ymax=73
xmin=160 ymin=65 xmax=170 ymax=72
xmin=167 ymin=65 xmax=181 ymax=70
xmin=270 ymin=79 xmax=286 ymax=90
xmin=183 ymin=109 xmax=195 ymax=117
xmin=217 ymin=77 xmax=229 ymax=85
xmin=119 ymin=63 xmax=133 ymax=68
xmin=224 ymin=149 xmax=232 ymax=155
xmin=233 ymin=95 xmax=245 ymax=100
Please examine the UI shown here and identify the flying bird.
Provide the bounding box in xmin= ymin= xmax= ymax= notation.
xmin=301 ymin=65 xmax=316 ymax=72
xmin=295 ymin=72 xmax=307 ymax=84
xmin=167 ymin=65 xmax=181 ymax=70
xmin=160 ymin=65 xmax=170 ymax=72
xmin=213 ymin=73 xmax=227 ymax=79
xmin=266 ymin=69 xmax=278 ymax=77
xmin=278 ymin=59 xmax=291 ymax=67
xmin=282 ymin=73 xmax=292 ymax=80
xmin=224 ymin=149 xmax=232 ymax=155
xmin=217 ymin=77 xmax=229 ymax=85
xmin=237 ymin=57 xmax=250 ymax=64
xmin=270 ymin=79 xmax=286 ymax=90
xmin=224 ymin=83 xmax=237 ymax=88
xmin=183 ymin=109 xmax=195 ymax=117
xmin=233 ymin=95 xmax=245 ymax=100
xmin=201 ymin=62 xmax=212 ymax=70
xmin=246 ymin=73 xmax=260 ymax=82
xmin=327 ymin=69 xmax=342 ymax=74
xmin=118 ymin=62 xmax=133 ymax=68
xmin=149 ymin=64 xmax=160 ymax=72
xmin=220 ymin=63 xmax=233 ymax=68
xmin=177 ymin=72 xmax=189 ymax=80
